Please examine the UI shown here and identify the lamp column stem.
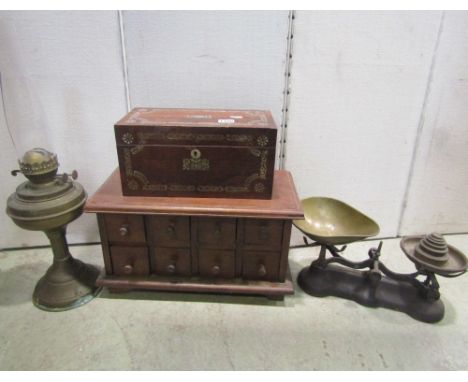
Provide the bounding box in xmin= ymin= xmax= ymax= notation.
xmin=32 ymin=225 xmax=102 ymax=311
xmin=45 ymin=226 xmax=71 ymax=263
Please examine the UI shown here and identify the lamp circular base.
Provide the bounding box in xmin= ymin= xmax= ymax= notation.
xmin=32 ymin=257 xmax=103 ymax=312
xmin=33 ymin=285 xmax=102 ymax=312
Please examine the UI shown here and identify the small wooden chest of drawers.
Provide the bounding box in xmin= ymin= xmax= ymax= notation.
xmin=85 ymin=169 xmax=303 ymax=299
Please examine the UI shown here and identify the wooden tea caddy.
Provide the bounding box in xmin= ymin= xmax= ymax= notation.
xmin=115 ymin=108 xmax=277 ymax=199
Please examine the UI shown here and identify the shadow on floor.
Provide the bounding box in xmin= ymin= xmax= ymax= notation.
xmin=96 ymin=287 xmax=292 ymax=307
xmin=288 ymin=255 xmax=458 ymax=326
xmin=0 ymin=260 xmax=48 ymax=306
xmin=94 ymin=256 xmax=314 ymax=308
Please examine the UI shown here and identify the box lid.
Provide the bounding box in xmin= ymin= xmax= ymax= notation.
xmin=116 ymin=108 xmax=277 ymax=129
xmin=115 ymin=108 xmax=277 ymax=148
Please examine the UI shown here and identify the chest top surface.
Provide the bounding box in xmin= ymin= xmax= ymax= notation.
xmin=116 ymin=108 xmax=276 ymax=129
xmin=84 ymin=169 xmax=303 ymax=220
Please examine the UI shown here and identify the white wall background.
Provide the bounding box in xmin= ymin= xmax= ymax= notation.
xmin=286 ymin=11 xmax=443 ymax=240
xmin=0 ymin=10 xmax=467 ymax=249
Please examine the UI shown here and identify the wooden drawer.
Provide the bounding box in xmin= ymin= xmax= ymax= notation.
xmin=150 ymin=247 xmax=191 ymax=276
xmin=104 ymin=214 xmax=146 ymax=243
xmin=146 ymin=216 xmax=190 ymax=247
xmin=198 ymin=249 xmax=235 ymax=278
xmin=242 ymin=250 xmax=280 ymax=281
xmin=243 ymin=219 xmax=283 ymax=250
xmin=110 ymin=246 xmax=149 ymax=276
xmin=196 ymin=218 xmax=236 ymax=249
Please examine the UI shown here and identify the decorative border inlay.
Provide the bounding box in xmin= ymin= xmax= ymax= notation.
xmin=133 ymin=131 xmax=256 ymax=146
xmin=122 ymin=133 xmax=134 ymax=144
xmin=122 ymin=145 xmax=269 ymax=194
xmin=254 ymin=183 xmax=266 ymax=193
xmin=259 ymin=150 xmax=268 ymax=179
xmin=257 ymin=135 xmax=269 ymax=147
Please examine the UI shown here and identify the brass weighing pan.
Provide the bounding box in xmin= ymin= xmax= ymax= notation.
xmin=293 ymin=197 xmax=380 ymax=245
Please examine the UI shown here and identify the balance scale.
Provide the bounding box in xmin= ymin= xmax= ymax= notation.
xmin=293 ymin=197 xmax=467 ymax=323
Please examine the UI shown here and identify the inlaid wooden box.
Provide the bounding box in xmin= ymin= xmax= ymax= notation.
xmin=115 ymin=108 xmax=277 ymax=199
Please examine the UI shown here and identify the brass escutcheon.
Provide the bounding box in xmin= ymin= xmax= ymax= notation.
xmin=191 ymin=149 xmax=201 ymax=159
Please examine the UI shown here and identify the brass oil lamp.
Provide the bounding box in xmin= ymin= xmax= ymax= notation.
xmin=6 ymin=148 xmax=102 ymax=311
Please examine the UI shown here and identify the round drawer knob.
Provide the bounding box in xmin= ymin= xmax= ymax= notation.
xmin=258 ymin=264 xmax=267 ymax=277
xmin=166 ymin=263 xmax=176 ymax=274
xmin=119 ymin=225 xmax=129 ymax=236
xmin=123 ymin=264 xmax=133 ymax=274
xmin=212 ymin=265 xmax=220 ymax=275
xmin=167 ymin=225 xmax=175 ymax=235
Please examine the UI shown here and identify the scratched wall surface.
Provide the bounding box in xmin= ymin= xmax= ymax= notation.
xmin=122 ymin=10 xmax=289 ymax=152
xmin=1 ymin=11 xmax=468 ymax=249
xmin=0 ymin=10 xmax=290 ymax=248
xmin=399 ymin=11 xmax=468 ymax=235
xmin=286 ymin=11 xmax=443 ymax=242
xmin=0 ymin=11 xmax=128 ymax=248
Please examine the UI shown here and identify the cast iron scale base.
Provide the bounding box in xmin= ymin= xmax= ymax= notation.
xmin=298 ymin=240 xmax=460 ymax=323
xmin=293 ymin=197 xmax=467 ymax=323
